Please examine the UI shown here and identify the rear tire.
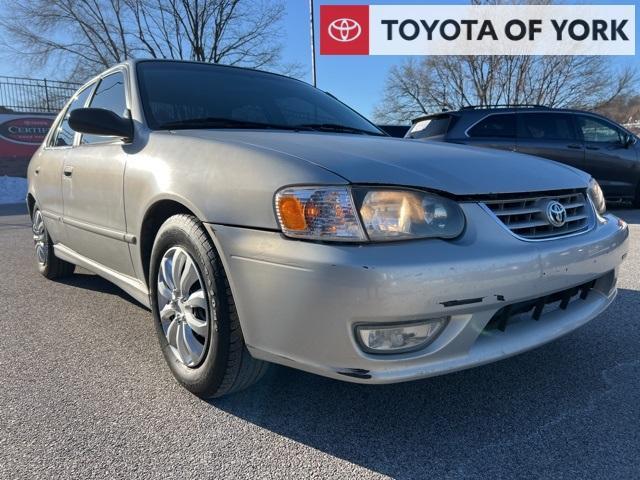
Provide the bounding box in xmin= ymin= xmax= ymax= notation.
xmin=31 ymin=205 xmax=75 ymax=279
xmin=149 ymin=214 xmax=268 ymax=398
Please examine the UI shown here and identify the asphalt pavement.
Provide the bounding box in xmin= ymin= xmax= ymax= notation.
xmin=1 ymin=204 xmax=639 ymax=479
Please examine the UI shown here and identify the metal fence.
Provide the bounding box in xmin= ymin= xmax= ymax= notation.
xmin=0 ymin=76 xmax=81 ymax=113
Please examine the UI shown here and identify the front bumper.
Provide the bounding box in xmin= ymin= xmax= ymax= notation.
xmin=205 ymin=204 xmax=629 ymax=384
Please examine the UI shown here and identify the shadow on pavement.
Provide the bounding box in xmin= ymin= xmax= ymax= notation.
xmin=211 ymin=288 xmax=640 ymax=478
xmin=57 ymin=271 xmax=148 ymax=309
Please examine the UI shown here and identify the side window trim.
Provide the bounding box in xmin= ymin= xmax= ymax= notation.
xmin=567 ymin=113 xmax=581 ymax=142
xmin=45 ymin=107 xmax=70 ymax=148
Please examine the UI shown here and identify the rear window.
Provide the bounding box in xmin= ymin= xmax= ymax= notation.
xmin=467 ymin=114 xmax=516 ymax=138
xmin=407 ymin=115 xmax=453 ymax=139
xmin=518 ymin=113 xmax=577 ymax=141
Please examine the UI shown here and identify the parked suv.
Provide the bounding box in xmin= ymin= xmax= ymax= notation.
xmin=406 ymin=106 xmax=640 ymax=206
xmin=28 ymin=62 xmax=628 ymax=398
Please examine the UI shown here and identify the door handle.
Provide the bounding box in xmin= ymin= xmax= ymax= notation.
xmin=586 ymin=146 xmax=600 ymax=151
xmin=567 ymin=144 xmax=582 ymax=149
xmin=63 ymin=166 xmax=74 ymax=177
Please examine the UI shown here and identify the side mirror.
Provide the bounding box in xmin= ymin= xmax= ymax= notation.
xmin=69 ymin=108 xmax=133 ymax=142
xmin=623 ymin=134 xmax=636 ymax=148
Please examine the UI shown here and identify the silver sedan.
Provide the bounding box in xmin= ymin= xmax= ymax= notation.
xmin=27 ymin=60 xmax=629 ymax=397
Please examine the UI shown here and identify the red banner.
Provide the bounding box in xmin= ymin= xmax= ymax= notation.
xmin=0 ymin=114 xmax=55 ymax=177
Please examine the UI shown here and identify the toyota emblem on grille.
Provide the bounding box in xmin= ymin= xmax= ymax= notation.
xmin=546 ymin=201 xmax=567 ymax=227
xmin=328 ymin=18 xmax=362 ymax=42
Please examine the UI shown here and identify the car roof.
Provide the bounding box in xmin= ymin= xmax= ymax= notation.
xmin=411 ymin=106 xmax=613 ymax=123
xmin=113 ymin=58 xmax=309 ymax=86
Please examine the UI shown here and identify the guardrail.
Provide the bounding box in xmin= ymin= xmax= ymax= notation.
xmin=0 ymin=76 xmax=81 ymax=114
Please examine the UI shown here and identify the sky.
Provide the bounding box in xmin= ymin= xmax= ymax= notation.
xmin=287 ymin=0 xmax=640 ymax=118
xmin=0 ymin=0 xmax=639 ymax=119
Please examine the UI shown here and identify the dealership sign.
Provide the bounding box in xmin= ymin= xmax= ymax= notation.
xmin=320 ymin=4 xmax=635 ymax=55
xmin=0 ymin=114 xmax=54 ymax=158
xmin=0 ymin=117 xmax=52 ymax=145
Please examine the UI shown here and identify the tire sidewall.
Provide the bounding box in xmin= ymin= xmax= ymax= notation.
xmin=149 ymin=219 xmax=229 ymax=394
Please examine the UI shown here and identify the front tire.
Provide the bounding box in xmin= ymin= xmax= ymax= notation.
xmin=149 ymin=214 xmax=268 ymax=398
xmin=31 ymin=206 xmax=75 ymax=279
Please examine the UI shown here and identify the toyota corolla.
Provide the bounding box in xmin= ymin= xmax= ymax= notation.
xmin=27 ymin=60 xmax=629 ymax=397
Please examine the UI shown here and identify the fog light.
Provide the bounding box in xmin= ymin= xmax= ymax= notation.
xmin=355 ymin=318 xmax=448 ymax=354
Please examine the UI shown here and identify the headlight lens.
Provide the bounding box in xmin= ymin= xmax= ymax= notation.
xmin=587 ymin=179 xmax=606 ymax=215
xmin=275 ymin=186 xmax=465 ymax=242
xmin=357 ymin=188 xmax=465 ymax=241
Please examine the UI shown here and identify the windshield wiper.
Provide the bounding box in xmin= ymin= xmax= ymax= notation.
xmin=297 ymin=123 xmax=385 ymax=136
xmin=157 ymin=117 xmax=311 ymax=131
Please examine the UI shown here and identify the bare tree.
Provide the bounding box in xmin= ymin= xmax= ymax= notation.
xmin=127 ymin=0 xmax=286 ymax=67
xmin=0 ymin=0 xmax=298 ymax=81
xmin=374 ymin=0 xmax=636 ymax=123
xmin=374 ymin=55 xmax=638 ymax=124
xmin=595 ymin=95 xmax=640 ymax=124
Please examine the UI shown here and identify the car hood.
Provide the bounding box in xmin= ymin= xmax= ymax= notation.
xmin=175 ymin=130 xmax=590 ymax=195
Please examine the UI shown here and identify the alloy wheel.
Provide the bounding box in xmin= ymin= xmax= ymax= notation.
xmin=157 ymin=246 xmax=210 ymax=367
xmin=32 ymin=210 xmax=47 ymax=265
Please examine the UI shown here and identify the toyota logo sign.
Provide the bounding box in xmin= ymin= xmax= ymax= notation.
xmin=545 ymin=201 xmax=567 ymax=228
xmin=328 ymin=18 xmax=362 ymax=43
xmin=320 ymin=5 xmax=369 ymax=55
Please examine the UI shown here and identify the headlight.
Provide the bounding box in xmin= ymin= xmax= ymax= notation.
xmin=587 ymin=179 xmax=606 ymax=216
xmin=356 ymin=188 xmax=465 ymax=241
xmin=274 ymin=186 xmax=465 ymax=242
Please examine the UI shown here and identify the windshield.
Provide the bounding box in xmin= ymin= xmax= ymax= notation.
xmin=136 ymin=61 xmax=384 ymax=135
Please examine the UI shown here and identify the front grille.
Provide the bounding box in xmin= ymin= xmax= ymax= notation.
xmin=483 ymin=192 xmax=594 ymax=240
xmin=485 ymin=280 xmax=596 ymax=332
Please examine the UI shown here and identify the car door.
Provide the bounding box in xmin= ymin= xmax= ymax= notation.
xmin=464 ymin=113 xmax=516 ymax=151
xmin=61 ymin=69 xmax=135 ymax=277
xmin=515 ymin=112 xmax=585 ymax=171
xmin=32 ymin=85 xmax=95 ymax=244
xmin=575 ymin=114 xmax=639 ymax=199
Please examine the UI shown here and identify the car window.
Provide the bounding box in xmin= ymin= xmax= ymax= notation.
xmin=136 ymin=61 xmax=383 ymax=135
xmin=518 ymin=113 xmax=577 ymax=141
xmin=407 ymin=115 xmax=453 ymax=139
xmin=82 ymin=72 xmax=127 ymax=144
xmin=577 ymin=116 xmax=623 ymax=143
xmin=467 ymin=114 xmax=516 ymax=138
xmin=51 ymin=86 xmax=94 ymax=147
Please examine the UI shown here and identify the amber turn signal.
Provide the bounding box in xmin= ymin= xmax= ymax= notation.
xmin=277 ymin=196 xmax=307 ymax=231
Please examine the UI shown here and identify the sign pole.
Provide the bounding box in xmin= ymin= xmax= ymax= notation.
xmin=309 ymin=0 xmax=317 ymax=87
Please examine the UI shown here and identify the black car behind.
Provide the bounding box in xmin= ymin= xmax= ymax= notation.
xmin=407 ymin=106 xmax=640 ymax=206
